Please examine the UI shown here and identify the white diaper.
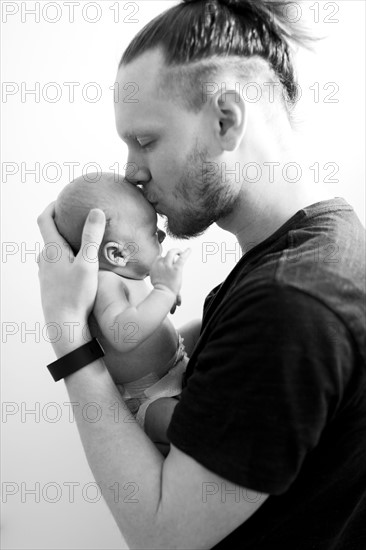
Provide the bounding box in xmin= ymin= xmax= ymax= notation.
xmin=117 ymin=333 xmax=189 ymax=429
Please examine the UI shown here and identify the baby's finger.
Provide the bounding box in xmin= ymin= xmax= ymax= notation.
xmin=164 ymin=248 xmax=183 ymax=266
xmin=174 ymin=248 xmax=191 ymax=267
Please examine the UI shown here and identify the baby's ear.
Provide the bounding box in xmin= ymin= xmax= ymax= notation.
xmin=103 ymin=241 xmax=128 ymax=267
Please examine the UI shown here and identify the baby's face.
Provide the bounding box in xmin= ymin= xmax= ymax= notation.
xmin=129 ymin=202 xmax=166 ymax=276
xmin=111 ymin=183 xmax=166 ymax=277
xmin=55 ymin=173 xmax=166 ymax=278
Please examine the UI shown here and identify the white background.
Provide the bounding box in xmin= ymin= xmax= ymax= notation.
xmin=1 ymin=1 xmax=365 ymax=549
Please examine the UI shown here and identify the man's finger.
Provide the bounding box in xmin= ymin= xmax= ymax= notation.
xmin=78 ymin=209 xmax=106 ymax=256
xmin=37 ymin=202 xmax=68 ymax=247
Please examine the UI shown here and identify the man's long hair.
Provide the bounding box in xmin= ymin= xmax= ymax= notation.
xmin=119 ymin=0 xmax=315 ymax=113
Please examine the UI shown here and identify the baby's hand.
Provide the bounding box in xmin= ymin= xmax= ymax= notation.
xmin=150 ymin=248 xmax=191 ymax=297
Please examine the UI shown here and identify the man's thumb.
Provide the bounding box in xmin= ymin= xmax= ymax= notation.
xmin=79 ymin=209 xmax=106 ymax=257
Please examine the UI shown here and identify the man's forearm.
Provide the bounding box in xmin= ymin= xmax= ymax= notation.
xmin=53 ymin=328 xmax=165 ymax=548
xmin=65 ymin=359 xmax=165 ymax=547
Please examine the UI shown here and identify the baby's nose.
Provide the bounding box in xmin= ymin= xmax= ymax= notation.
xmin=157 ymin=229 xmax=166 ymax=244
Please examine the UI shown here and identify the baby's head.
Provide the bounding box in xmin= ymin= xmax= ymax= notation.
xmin=55 ymin=172 xmax=166 ymax=278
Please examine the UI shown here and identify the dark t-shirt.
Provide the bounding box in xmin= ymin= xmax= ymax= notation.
xmin=167 ymin=198 xmax=366 ymax=549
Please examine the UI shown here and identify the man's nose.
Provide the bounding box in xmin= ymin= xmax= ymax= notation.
xmin=124 ymin=160 xmax=151 ymax=187
xmin=157 ymin=229 xmax=166 ymax=244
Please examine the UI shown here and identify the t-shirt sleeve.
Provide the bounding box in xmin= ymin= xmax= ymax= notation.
xmin=167 ymin=283 xmax=354 ymax=495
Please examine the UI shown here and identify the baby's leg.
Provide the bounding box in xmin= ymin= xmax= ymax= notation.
xmin=144 ymin=397 xmax=180 ymax=456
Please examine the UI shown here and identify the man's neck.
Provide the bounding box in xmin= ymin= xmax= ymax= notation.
xmin=214 ymin=111 xmax=341 ymax=252
xmin=217 ymin=174 xmax=335 ymax=254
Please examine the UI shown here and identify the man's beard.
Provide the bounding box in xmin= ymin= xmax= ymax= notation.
xmin=163 ymin=144 xmax=238 ymax=239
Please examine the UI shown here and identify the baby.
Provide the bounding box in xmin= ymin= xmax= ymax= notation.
xmin=54 ymin=172 xmax=191 ymax=446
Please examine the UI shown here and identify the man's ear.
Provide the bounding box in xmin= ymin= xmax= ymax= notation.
xmin=103 ymin=241 xmax=128 ymax=267
xmin=211 ymin=88 xmax=248 ymax=152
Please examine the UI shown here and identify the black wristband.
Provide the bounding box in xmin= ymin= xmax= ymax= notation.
xmin=47 ymin=337 xmax=105 ymax=382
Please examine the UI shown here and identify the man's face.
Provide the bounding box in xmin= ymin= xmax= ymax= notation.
xmin=114 ymin=48 xmax=238 ymax=239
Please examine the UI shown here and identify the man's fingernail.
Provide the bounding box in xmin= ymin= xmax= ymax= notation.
xmin=89 ymin=209 xmax=104 ymax=222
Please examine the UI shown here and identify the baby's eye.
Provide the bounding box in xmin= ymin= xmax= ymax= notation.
xmin=137 ymin=139 xmax=154 ymax=151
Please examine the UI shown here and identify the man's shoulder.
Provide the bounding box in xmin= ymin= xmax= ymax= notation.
xmin=277 ymin=200 xmax=365 ymax=285
xmin=215 ymin=201 xmax=366 ymax=361
xmin=239 ymin=198 xmax=365 ymax=288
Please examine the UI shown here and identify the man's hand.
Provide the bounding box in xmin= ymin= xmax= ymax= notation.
xmin=37 ymin=202 xmax=106 ymax=356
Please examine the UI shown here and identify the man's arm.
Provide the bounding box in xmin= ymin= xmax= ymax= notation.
xmin=37 ymin=204 xmax=268 ymax=549
xmin=62 ymin=332 xmax=268 ymax=550
xmin=179 ymin=318 xmax=202 ymax=357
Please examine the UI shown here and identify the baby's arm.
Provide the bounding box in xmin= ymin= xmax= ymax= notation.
xmin=94 ymin=271 xmax=175 ymax=352
xmin=94 ymin=249 xmax=190 ymax=352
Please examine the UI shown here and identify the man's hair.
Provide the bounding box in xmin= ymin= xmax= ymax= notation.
xmin=119 ymin=0 xmax=316 ymax=115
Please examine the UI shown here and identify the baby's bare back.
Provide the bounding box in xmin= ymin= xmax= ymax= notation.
xmin=89 ymin=277 xmax=178 ymax=384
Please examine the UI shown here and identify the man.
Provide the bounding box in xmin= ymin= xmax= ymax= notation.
xmin=37 ymin=1 xmax=366 ymax=548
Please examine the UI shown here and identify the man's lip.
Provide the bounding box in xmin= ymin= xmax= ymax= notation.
xmin=144 ymin=195 xmax=157 ymax=206
xmin=150 ymin=201 xmax=164 ymax=215
xmin=143 ymin=192 xmax=164 ymax=214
